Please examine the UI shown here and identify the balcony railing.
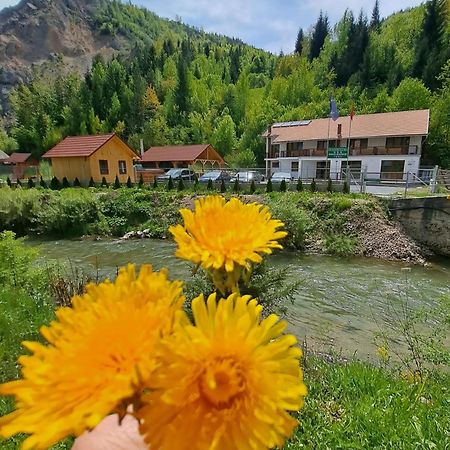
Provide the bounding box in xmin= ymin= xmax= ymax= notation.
xmin=268 ymin=145 xmax=419 ymax=159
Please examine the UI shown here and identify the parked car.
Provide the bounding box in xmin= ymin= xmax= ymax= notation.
xmin=157 ymin=168 xmax=195 ymax=181
xmin=271 ymin=172 xmax=293 ymax=183
xmin=230 ymin=171 xmax=264 ymax=183
xmin=199 ymin=171 xmax=232 ymax=183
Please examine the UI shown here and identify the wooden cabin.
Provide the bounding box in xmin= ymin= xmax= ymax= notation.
xmin=4 ymin=153 xmax=38 ymax=181
xmin=43 ymin=134 xmax=139 ymax=184
xmin=141 ymin=144 xmax=224 ymax=170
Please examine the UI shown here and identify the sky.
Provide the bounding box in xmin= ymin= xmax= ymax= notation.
xmin=0 ymin=0 xmax=424 ymax=53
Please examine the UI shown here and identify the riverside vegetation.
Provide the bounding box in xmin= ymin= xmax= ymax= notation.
xmin=0 ymin=184 xmax=425 ymax=261
xmin=0 ymin=229 xmax=449 ymax=449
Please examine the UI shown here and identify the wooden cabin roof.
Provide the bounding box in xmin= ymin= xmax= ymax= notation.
xmin=43 ymin=134 xmax=116 ymax=158
xmin=141 ymin=144 xmax=224 ymax=163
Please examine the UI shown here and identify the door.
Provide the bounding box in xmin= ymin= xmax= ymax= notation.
xmin=316 ymin=161 xmax=330 ymax=180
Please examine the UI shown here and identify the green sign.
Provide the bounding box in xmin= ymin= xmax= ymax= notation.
xmin=327 ymin=147 xmax=349 ymax=159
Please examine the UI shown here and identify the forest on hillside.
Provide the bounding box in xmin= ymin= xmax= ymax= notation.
xmin=0 ymin=0 xmax=449 ymax=167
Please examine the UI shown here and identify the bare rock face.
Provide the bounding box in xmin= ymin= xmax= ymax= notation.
xmin=0 ymin=0 xmax=123 ymax=113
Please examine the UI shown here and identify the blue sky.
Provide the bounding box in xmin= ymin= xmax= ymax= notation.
xmin=0 ymin=0 xmax=424 ymax=52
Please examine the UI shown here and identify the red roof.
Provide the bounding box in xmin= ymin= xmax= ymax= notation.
xmin=142 ymin=144 xmax=222 ymax=163
xmin=43 ymin=134 xmax=116 ymax=158
xmin=7 ymin=153 xmax=32 ymax=163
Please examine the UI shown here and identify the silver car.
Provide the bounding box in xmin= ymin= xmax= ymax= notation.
xmin=271 ymin=172 xmax=292 ymax=183
xmin=230 ymin=171 xmax=264 ymax=183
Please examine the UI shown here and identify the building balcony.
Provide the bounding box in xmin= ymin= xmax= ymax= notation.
xmin=268 ymin=145 xmax=419 ymax=159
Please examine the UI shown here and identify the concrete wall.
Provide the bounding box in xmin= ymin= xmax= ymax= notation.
xmin=388 ymin=197 xmax=450 ymax=257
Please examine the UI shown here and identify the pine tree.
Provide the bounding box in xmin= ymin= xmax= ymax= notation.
xmin=266 ymin=179 xmax=273 ymax=193
xmin=279 ymin=179 xmax=287 ymax=192
xmin=220 ymin=177 xmax=226 ymax=193
xmin=40 ymin=177 xmax=48 ymax=189
xmin=343 ymin=181 xmax=350 ymax=194
xmin=327 ymin=177 xmax=333 ymax=193
xmin=50 ymin=177 xmax=61 ymax=190
xmin=233 ymin=178 xmax=240 ymax=193
xmin=153 ymin=177 xmax=158 ymax=189
xmin=309 ymin=12 xmax=329 ymax=60
xmin=138 ymin=174 xmax=144 ymax=189
xmin=101 ymin=177 xmax=108 ymax=188
xmin=114 ymin=175 xmax=121 ymax=189
xmin=167 ymin=176 xmax=174 ymax=191
xmin=296 ymin=178 xmax=303 ymax=192
xmin=178 ymin=177 xmax=185 ymax=191
xmin=6 ymin=177 xmax=11 ymax=187
xmin=27 ymin=178 xmax=35 ymax=189
xmin=295 ymin=28 xmax=304 ymax=55
xmin=249 ymin=179 xmax=256 ymax=194
xmin=126 ymin=176 xmax=133 ymax=188
xmin=89 ymin=177 xmax=95 ymax=188
xmin=310 ymin=178 xmax=317 ymax=192
xmin=207 ymin=178 xmax=214 ymax=191
xmin=370 ymin=0 xmax=381 ymax=30
xmin=174 ymin=59 xmax=190 ymax=119
xmin=17 ymin=179 xmax=22 ymax=187
xmin=62 ymin=177 xmax=70 ymax=189
xmin=74 ymin=177 xmax=81 ymax=187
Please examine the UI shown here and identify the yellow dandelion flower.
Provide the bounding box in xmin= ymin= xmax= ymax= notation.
xmin=0 ymin=264 xmax=184 ymax=450
xmin=169 ymin=196 xmax=287 ymax=292
xmin=138 ymin=293 xmax=307 ymax=450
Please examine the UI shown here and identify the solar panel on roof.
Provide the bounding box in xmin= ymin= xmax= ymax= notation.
xmin=272 ymin=120 xmax=311 ymax=128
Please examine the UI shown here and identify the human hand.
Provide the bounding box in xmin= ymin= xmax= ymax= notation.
xmin=72 ymin=414 xmax=147 ymax=450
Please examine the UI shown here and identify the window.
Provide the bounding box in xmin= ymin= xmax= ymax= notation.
xmin=386 ymin=137 xmax=410 ymax=148
xmin=118 ymin=160 xmax=127 ymax=175
xmin=270 ymin=144 xmax=280 ymax=157
xmin=381 ymin=160 xmax=405 ymax=180
xmin=329 ymin=139 xmax=342 ymax=148
xmin=287 ymin=142 xmax=303 ymax=152
xmin=316 ymin=161 xmax=330 ymax=179
xmin=350 ymin=139 xmax=368 ymax=149
xmin=317 ymin=140 xmax=327 ymax=150
xmin=291 ymin=161 xmax=299 ymax=172
xmin=99 ymin=160 xmax=109 ymax=175
xmin=272 ymin=161 xmax=279 ymax=169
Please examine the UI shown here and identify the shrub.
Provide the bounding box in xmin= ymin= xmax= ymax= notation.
xmin=153 ymin=177 xmax=158 ymax=189
xmin=266 ymin=179 xmax=273 ymax=193
xmin=178 ymin=177 xmax=185 ymax=191
xmin=194 ymin=177 xmax=199 ymax=191
xmin=73 ymin=178 xmax=81 ymax=188
xmin=27 ymin=178 xmax=35 ymax=189
xmin=6 ymin=177 xmax=11 ymax=187
xmin=62 ymin=177 xmax=70 ymax=189
xmin=50 ymin=177 xmax=61 ymax=190
xmin=297 ymin=179 xmax=303 ymax=192
xmin=249 ymin=179 xmax=256 ymax=194
xmin=207 ymin=178 xmax=213 ymax=191
xmin=89 ymin=177 xmax=95 ymax=188
xmin=167 ymin=176 xmax=174 ymax=191
xmin=40 ymin=177 xmax=48 ymax=189
xmin=220 ymin=178 xmax=226 ymax=193
xmin=138 ymin=174 xmax=144 ymax=189
xmin=327 ymin=177 xmax=333 ymax=193
xmin=279 ymin=179 xmax=287 ymax=192
xmin=324 ymin=234 xmax=358 ymax=257
xmin=310 ymin=178 xmax=317 ymax=192
xmin=16 ymin=179 xmax=22 ymax=187
xmin=101 ymin=177 xmax=108 ymax=188
xmin=343 ymin=181 xmax=350 ymax=194
xmin=126 ymin=176 xmax=133 ymax=188
xmin=114 ymin=175 xmax=121 ymax=189
xmin=233 ymin=178 xmax=240 ymax=193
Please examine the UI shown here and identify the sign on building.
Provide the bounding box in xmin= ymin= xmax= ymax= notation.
xmin=327 ymin=147 xmax=349 ymax=159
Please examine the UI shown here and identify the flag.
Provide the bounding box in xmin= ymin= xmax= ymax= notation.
xmin=329 ymin=97 xmax=339 ymax=121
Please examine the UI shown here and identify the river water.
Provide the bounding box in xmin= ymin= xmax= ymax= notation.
xmin=30 ymin=238 xmax=450 ymax=360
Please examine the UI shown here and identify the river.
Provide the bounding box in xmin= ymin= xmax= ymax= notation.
xmin=30 ymin=238 xmax=450 ymax=361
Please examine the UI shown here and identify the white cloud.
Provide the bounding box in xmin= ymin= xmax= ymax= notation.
xmin=0 ymin=0 xmax=424 ymax=53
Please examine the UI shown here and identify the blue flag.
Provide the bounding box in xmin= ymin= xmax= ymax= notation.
xmin=329 ymin=97 xmax=339 ymax=121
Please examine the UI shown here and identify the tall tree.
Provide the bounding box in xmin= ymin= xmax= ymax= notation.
xmin=370 ymin=0 xmax=381 ymax=30
xmin=309 ymin=12 xmax=329 ymax=61
xmin=295 ymin=28 xmax=304 ymax=55
xmin=174 ymin=58 xmax=190 ymax=119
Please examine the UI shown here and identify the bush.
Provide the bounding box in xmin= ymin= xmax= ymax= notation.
xmin=114 ymin=175 xmax=121 ymax=189
xmin=220 ymin=178 xmax=226 ymax=193
xmin=50 ymin=177 xmax=61 ymax=190
xmin=6 ymin=177 xmax=11 ymax=187
xmin=327 ymin=177 xmax=333 ymax=193
xmin=153 ymin=177 xmax=158 ymax=189
xmin=249 ymin=179 xmax=256 ymax=194
xmin=101 ymin=177 xmax=108 ymax=188
xmin=310 ymin=178 xmax=317 ymax=192
xmin=233 ymin=178 xmax=240 ymax=193
xmin=324 ymin=234 xmax=358 ymax=257
xmin=266 ymin=179 xmax=273 ymax=193
xmin=138 ymin=174 xmax=144 ymax=189
xmin=89 ymin=177 xmax=95 ymax=188
xmin=167 ymin=176 xmax=174 ymax=191
xmin=73 ymin=178 xmax=81 ymax=188
xmin=126 ymin=176 xmax=133 ymax=188
xmin=40 ymin=177 xmax=48 ymax=189
xmin=178 ymin=177 xmax=185 ymax=191
xmin=343 ymin=181 xmax=350 ymax=194
xmin=27 ymin=178 xmax=35 ymax=189
xmin=279 ymin=179 xmax=287 ymax=192
xmin=62 ymin=177 xmax=70 ymax=189
xmin=296 ymin=179 xmax=303 ymax=192
xmin=207 ymin=178 xmax=213 ymax=191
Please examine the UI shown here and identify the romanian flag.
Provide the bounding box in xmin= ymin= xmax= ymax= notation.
xmin=329 ymin=97 xmax=339 ymax=121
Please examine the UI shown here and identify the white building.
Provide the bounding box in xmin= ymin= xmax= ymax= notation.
xmin=264 ymin=109 xmax=430 ymax=181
